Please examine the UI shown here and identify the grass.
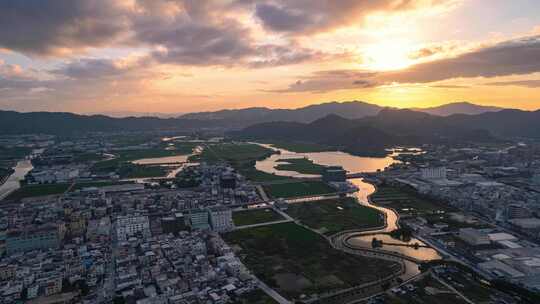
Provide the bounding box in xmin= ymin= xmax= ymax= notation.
xmin=191 ymin=142 xmax=290 ymax=183
xmin=224 ymin=222 xmax=400 ymax=298
xmin=268 ymin=141 xmax=334 ymax=153
xmin=117 ymin=164 xmax=167 ymax=178
xmin=384 ymin=274 xmax=470 ymax=304
xmin=286 ymin=198 xmax=383 ymax=235
xmin=442 ymin=269 xmax=496 ymax=303
xmin=0 ymin=146 xmax=32 ymax=161
xmin=71 ymin=181 xmax=134 ymax=191
xmin=233 ymin=208 xmax=284 ymax=226
xmin=370 ymin=185 xmax=454 ymax=216
xmin=231 ymin=290 xmax=277 ymax=304
xmin=72 ymin=152 xmax=106 ymax=163
xmin=91 ymin=147 xmax=190 ymax=177
xmin=192 ymin=142 xmax=275 ymax=163
xmin=264 ymin=181 xmax=336 ymax=198
xmin=274 ymin=158 xmax=327 ymax=175
xmin=237 ymin=166 xmax=292 ymax=182
xmin=6 ymin=183 xmax=71 ymax=200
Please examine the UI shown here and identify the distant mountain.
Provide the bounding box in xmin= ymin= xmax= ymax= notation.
xmin=413 ymin=102 xmax=504 ymax=116
xmin=231 ymin=109 xmax=498 ymax=156
xmin=84 ymin=111 xmax=184 ymax=118
xmin=181 ymin=101 xmax=507 ymax=126
xmin=0 ymin=110 xmax=232 ymax=135
xmin=179 ymin=101 xmax=382 ymax=124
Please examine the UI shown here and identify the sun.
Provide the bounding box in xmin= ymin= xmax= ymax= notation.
xmin=362 ymin=40 xmax=416 ymax=71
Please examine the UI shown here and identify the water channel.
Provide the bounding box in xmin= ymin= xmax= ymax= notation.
xmin=255 ymin=143 xmax=441 ymax=279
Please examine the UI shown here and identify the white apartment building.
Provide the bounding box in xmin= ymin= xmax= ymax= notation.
xmin=209 ymin=207 xmax=234 ymax=232
xmin=115 ymin=216 xmax=151 ymax=241
xmin=421 ymin=166 xmax=447 ymax=180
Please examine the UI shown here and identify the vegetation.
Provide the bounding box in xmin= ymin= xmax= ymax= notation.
xmin=370 ymin=184 xmax=454 ymax=216
xmin=0 ymin=146 xmax=32 ymax=160
xmin=6 ymin=183 xmax=71 ymax=200
xmin=71 ymin=152 xmax=106 ymax=163
xmin=191 ymin=142 xmax=275 ymax=163
xmin=231 ymin=290 xmax=277 ymax=304
xmin=71 ymin=181 xmax=134 ymax=191
xmin=384 ymin=274 xmax=470 ymax=304
xmin=285 ymin=197 xmax=383 ymax=235
xmin=117 ymin=164 xmax=167 ymax=178
xmin=237 ymin=166 xmax=292 ymax=182
xmin=91 ymin=147 xmax=192 ymax=178
xmin=232 ymin=208 xmax=284 ymax=226
xmin=191 ymin=142 xmax=291 ymax=182
xmin=224 ymin=222 xmax=400 ymax=298
xmin=264 ymin=181 xmax=336 ymax=198
xmin=274 ymin=158 xmax=327 ymax=175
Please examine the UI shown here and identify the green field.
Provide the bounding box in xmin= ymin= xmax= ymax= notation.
xmin=90 ymin=148 xmax=189 ymax=177
xmin=233 ymin=208 xmax=285 ymax=226
xmin=191 ymin=142 xmax=290 ymax=183
xmin=0 ymin=146 xmax=32 ymax=161
xmin=268 ymin=141 xmax=335 ymax=153
xmin=224 ymin=223 xmax=400 ymax=298
xmin=384 ymin=274 xmax=470 ymax=304
xmin=264 ymin=181 xmax=336 ymax=198
xmin=286 ymin=198 xmax=383 ymax=235
xmin=370 ymin=185 xmax=453 ymax=216
xmin=6 ymin=183 xmax=71 ymax=200
xmin=71 ymin=181 xmax=135 ymax=191
xmin=231 ymin=290 xmax=277 ymax=304
xmin=117 ymin=164 xmax=167 ymax=178
xmin=274 ymin=158 xmax=327 ymax=175
xmin=237 ymin=166 xmax=292 ymax=182
xmin=192 ymin=143 xmax=275 ymax=163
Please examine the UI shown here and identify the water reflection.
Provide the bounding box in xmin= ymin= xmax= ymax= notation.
xmin=0 ymin=160 xmax=33 ymax=200
xmin=255 ymin=144 xmax=397 ymax=178
xmin=347 ymin=178 xmax=441 ymax=263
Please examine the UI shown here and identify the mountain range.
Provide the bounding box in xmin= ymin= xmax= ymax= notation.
xmin=179 ymin=101 xmax=504 ymax=123
xmin=0 ymin=102 xmax=538 ymax=147
xmin=230 ymin=109 xmax=501 ymax=156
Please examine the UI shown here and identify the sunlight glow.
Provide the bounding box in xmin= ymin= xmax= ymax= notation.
xmin=362 ymin=40 xmax=416 ymax=71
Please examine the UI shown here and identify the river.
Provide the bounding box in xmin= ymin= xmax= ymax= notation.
xmin=255 ymin=143 xmax=441 ymax=279
xmin=0 ymin=160 xmax=33 ymax=200
xmin=255 ymin=143 xmax=397 ymax=178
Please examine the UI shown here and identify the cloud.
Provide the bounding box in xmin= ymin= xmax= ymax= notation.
xmin=273 ymin=34 xmax=540 ymax=93
xmin=379 ymin=35 xmax=540 ymax=83
xmin=251 ymin=0 xmax=457 ymax=35
xmin=0 ymin=0 xmax=129 ymax=56
xmin=484 ymin=80 xmax=540 ymax=88
xmin=269 ymin=70 xmax=378 ymax=93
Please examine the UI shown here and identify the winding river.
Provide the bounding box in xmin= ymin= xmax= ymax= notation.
xmin=255 ymin=143 xmax=441 ymax=279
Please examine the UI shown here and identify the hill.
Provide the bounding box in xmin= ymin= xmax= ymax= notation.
xmin=230 ymin=109 xmax=500 ymax=156
xmin=414 ymin=102 xmax=504 ymax=116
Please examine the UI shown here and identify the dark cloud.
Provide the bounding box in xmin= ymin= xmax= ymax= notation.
xmin=51 ymin=58 xmax=142 ymax=80
xmin=274 ymin=35 xmax=540 ymax=93
xmin=380 ymin=36 xmax=540 ymax=83
xmin=269 ymin=70 xmax=378 ymax=93
xmin=484 ymin=80 xmax=540 ymax=88
xmin=251 ymin=0 xmax=451 ymax=35
xmin=0 ymin=0 xmax=129 ymax=56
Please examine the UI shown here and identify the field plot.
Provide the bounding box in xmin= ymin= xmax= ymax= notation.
xmin=264 ymin=181 xmax=336 ymax=198
xmin=232 ymin=208 xmax=284 ymax=226
xmin=286 ymin=198 xmax=383 ymax=234
xmin=224 ymin=222 xmax=400 ymax=298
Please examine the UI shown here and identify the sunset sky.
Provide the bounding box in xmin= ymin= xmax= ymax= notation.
xmin=1 ymin=0 xmax=540 ymax=114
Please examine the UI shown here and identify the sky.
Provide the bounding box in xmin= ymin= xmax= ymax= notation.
xmin=1 ymin=0 xmax=540 ymax=114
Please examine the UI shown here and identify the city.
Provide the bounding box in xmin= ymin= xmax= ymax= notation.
xmin=2 ymin=1 xmax=540 ymax=303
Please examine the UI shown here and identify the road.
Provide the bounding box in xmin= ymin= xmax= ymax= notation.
xmin=255 ymin=276 xmax=292 ymax=304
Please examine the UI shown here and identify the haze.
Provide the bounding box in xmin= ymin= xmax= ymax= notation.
xmin=1 ymin=0 xmax=540 ymax=114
